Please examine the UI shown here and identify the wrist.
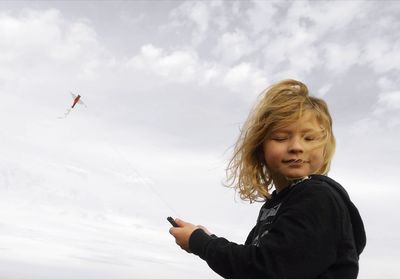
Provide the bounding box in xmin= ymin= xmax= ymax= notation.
xmin=189 ymin=228 xmax=214 ymax=258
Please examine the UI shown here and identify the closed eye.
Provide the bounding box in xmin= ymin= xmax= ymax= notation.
xmin=271 ymin=137 xmax=288 ymax=142
xmin=304 ymin=133 xmax=324 ymax=142
xmin=304 ymin=136 xmax=316 ymax=141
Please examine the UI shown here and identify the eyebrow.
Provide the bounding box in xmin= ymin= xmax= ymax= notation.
xmin=272 ymin=128 xmax=321 ymax=133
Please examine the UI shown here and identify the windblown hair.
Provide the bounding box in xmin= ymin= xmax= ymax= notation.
xmin=225 ymin=79 xmax=336 ymax=202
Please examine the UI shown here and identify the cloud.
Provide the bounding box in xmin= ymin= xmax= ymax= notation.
xmin=184 ymin=1 xmax=209 ymax=34
xmin=316 ymin=83 xmax=332 ymax=98
xmin=168 ymin=1 xmax=210 ymax=46
xmin=212 ymin=29 xmax=254 ymax=64
xmin=0 ymin=8 xmax=109 ymax=85
xmin=256 ymin=7 xmax=321 ymax=77
xmin=245 ymin=1 xmax=279 ymax=35
xmin=373 ymin=91 xmax=400 ymax=116
xmin=222 ymin=62 xmax=268 ymax=94
xmin=367 ymin=77 xmax=400 ymax=129
xmin=261 ymin=1 xmax=370 ymax=76
xmin=159 ymin=0 xmax=400 ymax=83
xmin=362 ymin=37 xmax=400 ymax=74
xmin=348 ymin=117 xmax=381 ymax=136
xmin=377 ymin=91 xmax=400 ymax=110
xmin=0 ymin=9 xmax=62 ymax=53
xmin=323 ymin=43 xmax=360 ymax=74
xmin=242 ymin=1 xmax=399 ymax=80
xmin=150 ymin=0 xmax=400 ymax=98
xmin=348 ymin=90 xmax=400 ymax=143
xmin=128 ymin=43 xmax=268 ymax=96
xmin=289 ymin=1 xmax=369 ymax=35
xmin=2 ymin=2 xmax=399 ymax=134
xmin=1 ymin=2 xmax=400 ymax=278
xmin=377 ymin=76 xmax=398 ymax=91
xmin=128 ymin=44 xmax=200 ymax=83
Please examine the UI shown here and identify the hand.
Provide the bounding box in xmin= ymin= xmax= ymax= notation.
xmin=169 ymin=218 xmax=211 ymax=253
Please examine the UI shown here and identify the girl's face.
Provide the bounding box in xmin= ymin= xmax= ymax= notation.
xmin=262 ymin=111 xmax=325 ymax=191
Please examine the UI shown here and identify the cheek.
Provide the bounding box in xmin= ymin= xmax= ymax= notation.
xmin=310 ymin=148 xmax=325 ymax=169
xmin=263 ymin=142 xmax=283 ymax=166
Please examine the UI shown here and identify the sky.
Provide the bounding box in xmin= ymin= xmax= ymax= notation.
xmin=0 ymin=0 xmax=399 ymax=278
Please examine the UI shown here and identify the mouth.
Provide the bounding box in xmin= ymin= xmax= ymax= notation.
xmin=283 ymin=159 xmax=309 ymax=164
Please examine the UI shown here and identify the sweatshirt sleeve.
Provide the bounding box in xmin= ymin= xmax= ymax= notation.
xmin=188 ymin=184 xmax=341 ymax=279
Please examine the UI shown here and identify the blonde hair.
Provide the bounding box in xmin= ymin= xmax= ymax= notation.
xmin=225 ymin=79 xmax=336 ymax=202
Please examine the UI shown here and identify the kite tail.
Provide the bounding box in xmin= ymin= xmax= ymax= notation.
xmin=64 ymin=108 xmax=71 ymax=117
xmin=58 ymin=108 xmax=72 ymax=119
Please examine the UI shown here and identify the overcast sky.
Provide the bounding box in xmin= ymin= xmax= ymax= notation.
xmin=0 ymin=1 xmax=399 ymax=278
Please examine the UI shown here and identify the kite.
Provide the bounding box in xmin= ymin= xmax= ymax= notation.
xmin=58 ymin=92 xmax=87 ymax=119
xmin=71 ymin=93 xmax=86 ymax=108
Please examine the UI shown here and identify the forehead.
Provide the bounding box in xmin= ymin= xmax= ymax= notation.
xmin=272 ymin=111 xmax=323 ymax=133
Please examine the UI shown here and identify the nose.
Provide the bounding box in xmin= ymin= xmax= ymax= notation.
xmin=288 ymin=136 xmax=304 ymax=153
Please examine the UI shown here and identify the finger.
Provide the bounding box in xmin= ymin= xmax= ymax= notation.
xmin=175 ymin=218 xmax=187 ymax=227
xmin=169 ymin=227 xmax=179 ymax=236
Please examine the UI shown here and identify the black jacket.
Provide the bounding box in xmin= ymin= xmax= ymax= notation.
xmin=189 ymin=175 xmax=366 ymax=279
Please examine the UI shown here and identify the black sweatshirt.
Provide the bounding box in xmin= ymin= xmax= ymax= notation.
xmin=189 ymin=175 xmax=366 ymax=279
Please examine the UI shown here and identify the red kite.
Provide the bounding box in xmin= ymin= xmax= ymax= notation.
xmin=58 ymin=92 xmax=87 ymax=119
xmin=70 ymin=92 xmax=86 ymax=108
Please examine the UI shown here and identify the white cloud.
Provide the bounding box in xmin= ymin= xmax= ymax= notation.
xmin=378 ymin=91 xmax=400 ymax=109
xmin=323 ymin=43 xmax=361 ymax=74
xmin=154 ymin=0 xmax=400 ymax=90
xmin=51 ymin=20 xmax=99 ymax=60
xmin=128 ymin=44 xmax=200 ymax=83
xmin=128 ymin=44 xmax=268 ymax=95
xmin=362 ymin=37 xmax=400 ymax=73
xmin=0 ymin=9 xmax=62 ymax=53
xmin=259 ymin=8 xmax=322 ymax=76
xmin=213 ymin=29 xmax=254 ymax=64
xmin=262 ymin=29 xmax=320 ymax=77
xmin=374 ymin=91 xmax=400 ymax=115
xmin=250 ymin=1 xmax=395 ymax=80
xmin=288 ymin=1 xmax=369 ymax=36
xmin=377 ymin=76 xmax=397 ymax=91
xmin=349 ymin=117 xmax=381 ymax=135
xmin=0 ymin=8 xmax=109 ymax=84
xmin=222 ymin=62 xmax=268 ymax=94
xmin=186 ymin=2 xmax=209 ymax=34
xmin=119 ymin=10 xmax=145 ymax=25
xmin=161 ymin=0 xmax=400 ymax=84
xmin=350 ymin=90 xmax=400 ymax=132
xmin=317 ymin=83 xmax=332 ymax=98
xmin=1 ymin=2 xmax=400 ymax=278
xmin=245 ymin=1 xmax=279 ymax=35
xmin=223 ymin=63 xmax=251 ymax=86
xmin=169 ymin=1 xmax=210 ymax=46
xmin=140 ymin=44 xmax=163 ymax=59
xmin=202 ymin=63 xmax=222 ymax=85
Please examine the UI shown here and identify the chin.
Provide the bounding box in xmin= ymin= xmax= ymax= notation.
xmin=284 ymin=171 xmax=309 ymax=179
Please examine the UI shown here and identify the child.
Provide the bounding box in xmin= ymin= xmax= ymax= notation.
xmin=169 ymin=79 xmax=366 ymax=279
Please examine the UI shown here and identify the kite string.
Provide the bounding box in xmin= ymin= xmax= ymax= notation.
xmin=58 ymin=95 xmax=179 ymax=217
xmin=109 ymin=144 xmax=179 ymax=217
